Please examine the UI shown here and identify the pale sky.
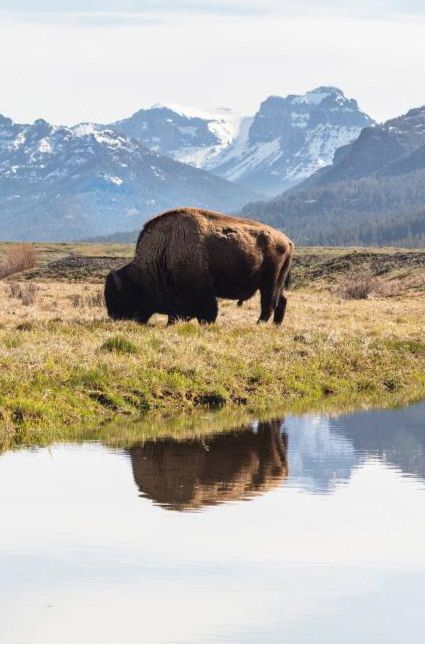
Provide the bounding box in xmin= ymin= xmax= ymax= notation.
xmin=1 ymin=0 xmax=425 ymax=125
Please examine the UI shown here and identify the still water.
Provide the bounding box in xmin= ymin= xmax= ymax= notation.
xmin=0 ymin=403 xmax=424 ymax=643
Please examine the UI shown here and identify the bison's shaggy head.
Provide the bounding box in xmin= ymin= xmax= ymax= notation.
xmin=104 ymin=265 xmax=149 ymax=323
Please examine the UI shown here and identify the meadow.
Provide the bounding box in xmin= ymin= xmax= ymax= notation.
xmin=0 ymin=242 xmax=424 ymax=451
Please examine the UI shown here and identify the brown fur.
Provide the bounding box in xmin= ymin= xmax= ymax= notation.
xmin=129 ymin=420 xmax=288 ymax=511
xmin=105 ymin=207 xmax=294 ymax=324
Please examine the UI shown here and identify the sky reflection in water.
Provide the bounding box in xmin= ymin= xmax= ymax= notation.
xmin=0 ymin=402 xmax=424 ymax=643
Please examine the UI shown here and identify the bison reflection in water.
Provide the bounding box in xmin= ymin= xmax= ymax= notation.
xmin=129 ymin=419 xmax=288 ymax=511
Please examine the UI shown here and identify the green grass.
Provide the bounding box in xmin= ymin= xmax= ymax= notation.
xmin=101 ymin=335 xmax=138 ymax=354
xmin=0 ymin=316 xmax=424 ymax=453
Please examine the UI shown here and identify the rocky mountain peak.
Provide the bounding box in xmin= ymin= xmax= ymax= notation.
xmin=384 ymin=105 xmax=425 ymax=132
xmin=288 ymin=86 xmax=354 ymax=107
xmin=209 ymin=87 xmax=374 ymax=195
xmin=111 ymin=104 xmax=241 ymax=169
xmin=0 ymin=114 xmax=14 ymax=127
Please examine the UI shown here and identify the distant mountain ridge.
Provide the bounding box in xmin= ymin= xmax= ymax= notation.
xmin=298 ymin=104 xmax=425 ymax=188
xmin=0 ymin=116 xmax=254 ymax=241
xmin=112 ymin=104 xmax=242 ymax=169
xmin=0 ymin=86 xmax=375 ymax=242
xmin=112 ymin=87 xmax=373 ymax=196
xmin=242 ymin=105 xmax=425 ymax=247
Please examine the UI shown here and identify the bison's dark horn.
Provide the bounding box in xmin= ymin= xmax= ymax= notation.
xmin=112 ymin=271 xmax=123 ymax=290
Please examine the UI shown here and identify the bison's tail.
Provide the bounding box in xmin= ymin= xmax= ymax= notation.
xmin=284 ymin=269 xmax=292 ymax=289
xmin=237 ymin=299 xmax=244 ymax=307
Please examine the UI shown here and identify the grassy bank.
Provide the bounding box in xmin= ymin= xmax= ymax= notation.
xmin=1 ymin=270 xmax=424 ymax=451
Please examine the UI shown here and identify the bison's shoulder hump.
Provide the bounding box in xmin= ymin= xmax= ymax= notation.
xmin=135 ymin=208 xmax=293 ymax=255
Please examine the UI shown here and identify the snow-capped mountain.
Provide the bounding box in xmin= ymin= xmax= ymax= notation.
xmin=209 ymin=87 xmax=374 ymax=195
xmin=0 ymin=116 xmax=254 ymax=241
xmin=111 ymin=104 xmax=242 ymax=169
xmin=0 ymin=87 xmax=374 ymax=241
xmin=112 ymin=88 xmax=373 ymax=197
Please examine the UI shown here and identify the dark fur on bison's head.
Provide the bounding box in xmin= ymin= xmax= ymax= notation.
xmin=104 ymin=264 xmax=150 ymax=322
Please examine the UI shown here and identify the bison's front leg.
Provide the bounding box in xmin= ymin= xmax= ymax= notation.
xmin=179 ymin=281 xmax=218 ymax=325
xmin=196 ymin=294 xmax=218 ymax=325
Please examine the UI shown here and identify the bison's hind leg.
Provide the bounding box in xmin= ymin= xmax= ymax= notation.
xmin=258 ymin=286 xmax=278 ymax=323
xmin=258 ymin=263 xmax=289 ymax=324
xmin=273 ymin=293 xmax=287 ymax=325
xmin=260 ymin=251 xmax=292 ymax=325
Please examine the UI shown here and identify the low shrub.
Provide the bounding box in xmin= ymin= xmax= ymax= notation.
xmin=0 ymin=244 xmax=36 ymax=278
xmin=20 ymin=283 xmax=39 ymax=306
xmin=87 ymin=291 xmax=104 ymax=307
xmin=335 ymin=271 xmax=375 ymax=300
xmin=373 ymin=273 xmax=425 ymax=298
xmin=16 ymin=321 xmax=34 ymax=332
xmin=8 ymin=282 xmax=21 ymax=298
xmin=70 ymin=291 xmax=104 ymax=308
xmin=7 ymin=282 xmax=39 ymax=305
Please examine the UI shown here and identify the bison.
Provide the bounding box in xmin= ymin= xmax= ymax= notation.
xmin=104 ymin=208 xmax=294 ymax=325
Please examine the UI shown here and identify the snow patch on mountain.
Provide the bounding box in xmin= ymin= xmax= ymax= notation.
xmin=157 ymin=103 xmax=243 ymax=143
xmin=217 ymin=137 xmax=281 ymax=183
xmin=285 ymin=124 xmax=363 ymax=183
xmin=292 ymin=88 xmax=332 ymax=105
xmin=72 ymin=123 xmax=130 ymax=150
xmin=10 ymin=131 xmax=26 ymax=150
xmin=38 ymin=137 xmax=53 ymax=154
xmin=103 ymin=174 xmax=124 ymax=185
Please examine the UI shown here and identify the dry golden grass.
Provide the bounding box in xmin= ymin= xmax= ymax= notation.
xmin=0 ymin=269 xmax=424 ymax=334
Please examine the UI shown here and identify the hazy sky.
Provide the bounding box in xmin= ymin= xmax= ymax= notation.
xmin=1 ymin=0 xmax=425 ymax=125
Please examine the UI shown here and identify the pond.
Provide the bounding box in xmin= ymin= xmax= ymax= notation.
xmin=0 ymin=402 xmax=424 ymax=643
